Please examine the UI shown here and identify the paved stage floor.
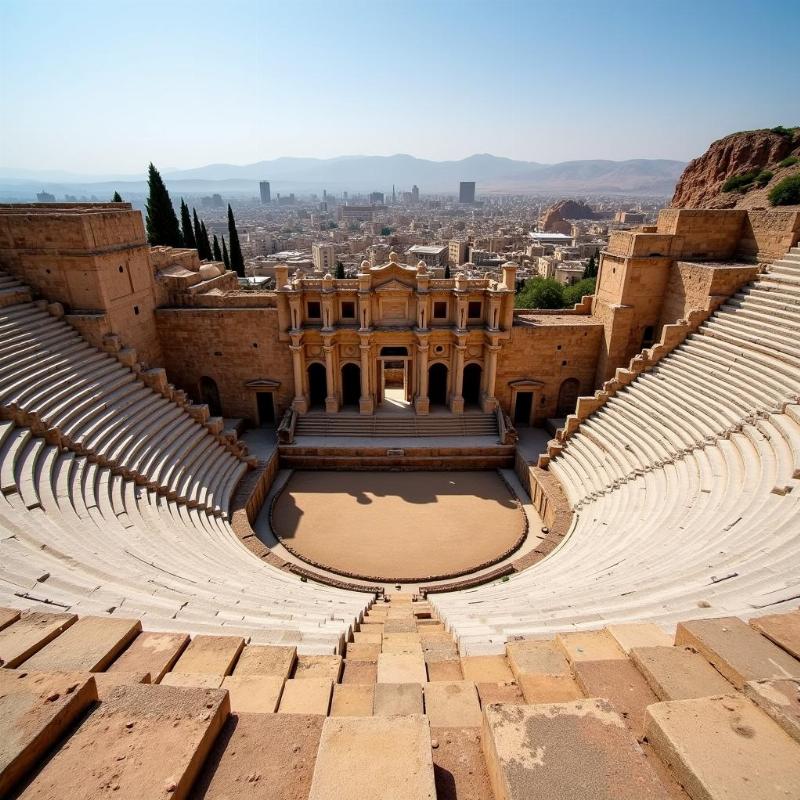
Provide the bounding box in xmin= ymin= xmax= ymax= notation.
xmin=271 ymin=470 xmax=527 ymax=582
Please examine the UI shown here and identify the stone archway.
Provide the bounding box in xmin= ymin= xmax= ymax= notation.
xmin=341 ymin=363 xmax=361 ymax=408
xmin=199 ymin=376 xmax=222 ymax=417
xmin=557 ymin=378 xmax=580 ymax=416
xmin=462 ymin=363 xmax=482 ymax=408
xmin=429 ymin=363 xmax=448 ymax=407
xmin=307 ymin=362 xmax=327 ymax=409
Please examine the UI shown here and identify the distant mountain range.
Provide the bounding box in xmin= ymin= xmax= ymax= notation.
xmin=0 ymin=154 xmax=686 ymax=198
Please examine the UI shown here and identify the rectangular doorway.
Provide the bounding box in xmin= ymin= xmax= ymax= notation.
xmin=514 ymin=391 xmax=533 ymax=426
xmin=256 ymin=391 xmax=275 ymax=426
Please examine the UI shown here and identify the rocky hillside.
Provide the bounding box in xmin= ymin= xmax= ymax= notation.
xmin=671 ymin=127 xmax=800 ymax=209
xmin=538 ymin=199 xmax=595 ymax=233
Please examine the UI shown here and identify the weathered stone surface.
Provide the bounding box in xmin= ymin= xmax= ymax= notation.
xmin=308 ymin=715 xmax=436 ymax=800
xmin=352 ymin=632 xmax=382 ymax=645
xmin=279 ymin=678 xmax=332 ymax=715
xmin=232 ymin=644 xmax=297 ymax=679
xmin=430 ymin=727 xmax=494 ymax=800
xmin=425 ymin=682 xmax=482 ymax=727
xmin=476 ymin=681 xmax=525 ymax=706
xmin=220 ymin=675 xmax=284 ymax=713
xmin=171 ymin=635 xmax=245 ymax=676
xmin=606 ymin=624 xmax=673 ymax=654
xmin=675 ymin=617 xmax=800 ymax=689
xmin=0 ymin=611 xmax=76 ymax=668
xmin=21 ymin=616 xmax=141 ymax=673
xmin=0 ymin=607 xmax=20 ymax=631
xmin=483 ymin=699 xmax=669 ymax=800
xmin=506 ymin=639 xmax=570 ymax=679
xmin=557 ymin=630 xmax=627 ymax=663
xmin=108 ymin=631 xmax=189 ymax=683
xmin=377 ymin=653 xmax=427 ymax=684
xmin=645 ymin=694 xmax=800 ymax=800
xmin=341 ymin=660 xmax=377 ymax=684
xmin=572 ymin=659 xmax=659 ymax=732
xmin=630 ymin=646 xmax=734 ymax=701
xmin=517 ymin=673 xmax=584 ymax=704
xmin=373 ymin=682 xmax=424 ymax=716
xmin=190 ymin=713 xmax=325 ymax=800
xmin=750 ymin=610 xmax=800 ymax=660
xmin=293 ymin=654 xmax=343 ymax=682
xmin=161 ymin=672 xmax=224 ymax=689
xmin=17 ymin=683 xmax=229 ymax=800
xmin=0 ymin=670 xmax=98 ymax=797
xmin=381 ymin=633 xmax=423 ymax=655
xmin=330 ymin=684 xmax=374 ymax=717
xmin=743 ymin=679 xmax=800 ymax=744
xmin=426 ymin=659 xmax=463 ymax=682
xmin=460 ymin=655 xmax=514 ymax=683
xmin=345 ymin=642 xmax=381 ymax=662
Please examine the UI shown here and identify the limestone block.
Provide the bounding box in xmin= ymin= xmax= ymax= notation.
xmin=171 ymin=635 xmax=244 ymax=676
xmin=373 ymin=682 xmax=423 ymax=716
xmin=233 ymin=644 xmax=297 ymax=680
xmin=331 ymin=684 xmax=374 ymax=717
xmin=629 ymin=646 xmax=734 ymax=701
xmin=108 ymin=631 xmax=190 ymax=684
xmin=424 ymin=681 xmax=482 ymax=727
xmin=377 ymin=653 xmax=427 ymax=684
xmin=220 ymin=675 xmax=285 ymax=713
xmin=279 ymin=678 xmax=332 ymax=715
xmin=0 ymin=611 xmax=77 ymax=668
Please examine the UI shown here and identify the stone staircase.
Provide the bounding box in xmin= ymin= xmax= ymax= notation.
xmin=2 ymin=597 xmax=799 ymax=799
xmin=294 ymin=412 xmax=499 ymax=439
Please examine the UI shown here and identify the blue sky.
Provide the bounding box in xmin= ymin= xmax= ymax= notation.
xmin=1 ymin=0 xmax=798 ymax=173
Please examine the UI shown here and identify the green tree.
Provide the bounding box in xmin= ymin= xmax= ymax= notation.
xmin=444 ymin=263 xmax=451 ymax=279
xmin=335 ymin=261 xmax=345 ymax=279
xmin=769 ymin=174 xmax=800 ymax=206
xmin=227 ymin=204 xmax=245 ymax=277
xmin=212 ymin=234 xmax=222 ymax=262
xmin=192 ymin=209 xmax=203 ymax=253
xmin=380 ymin=226 xmax=392 ymax=236
xmin=199 ymin=221 xmax=212 ymax=260
xmin=563 ymin=277 xmax=596 ymax=306
xmin=515 ymin=277 xmax=565 ymax=309
xmin=145 ymin=163 xmax=182 ymax=247
xmin=112 ymin=191 xmax=123 ymax=203
xmin=583 ymin=254 xmax=597 ymax=279
xmin=221 ymin=237 xmax=230 ymax=269
xmin=180 ymin=199 xmax=196 ymax=249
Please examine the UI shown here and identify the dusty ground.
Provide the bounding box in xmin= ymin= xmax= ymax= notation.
xmin=272 ymin=471 xmax=525 ymax=581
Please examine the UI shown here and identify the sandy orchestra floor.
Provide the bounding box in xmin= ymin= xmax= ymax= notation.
xmin=271 ymin=470 xmax=525 ymax=581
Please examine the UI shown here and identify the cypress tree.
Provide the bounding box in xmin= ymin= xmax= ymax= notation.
xmin=199 ymin=221 xmax=212 ymax=261
xmin=192 ymin=209 xmax=203 ymax=253
xmin=112 ymin=191 xmax=123 ymax=202
xmin=335 ymin=261 xmax=345 ymax=279
xmin=227 ymin=204 xmax=245 ymax=277
xmin=444 ymin=263 xmax=451 ymax=279
xmin=145 ymin=163 xmax=182 ymax=246
xmin=221 ymin=237 xmax=230 ymax=269
xmin=180 ymin=199 xmax=196 ymax=249
xmin=212 ymin=234 xmax=222 ymax=262
xmin=583 ymin=253 xmax=597 ymax=279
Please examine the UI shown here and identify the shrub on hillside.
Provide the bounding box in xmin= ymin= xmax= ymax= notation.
xmin=722 ymin=171 xmax=759 ymax=192
xmin=768 ymin=174 xmax=800 ymax=206
xmin=770 ymin=125 xmax=795 ymax=137
xmin=756 ymin=170 xmax=773 ymax=187
xmin=515 ymin=277 xmax=566 ymax=309
xmin=778 ymin=156 xmax=799 ymax=168
xmin=563 ymin=278 xmax=596 ymax=307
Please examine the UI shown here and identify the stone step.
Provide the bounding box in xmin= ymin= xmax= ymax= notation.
xmin=331 ymin=683 xmax=375 ymax=716
xmin=430 ymin=727 xmax=494 ymax=800
xmin=749 ymin=609 xmax=800 ymax=659
xmin=341 ymin=660 xmax=378 ymax=684
xmin=645 ymin=694 xmax=800 ymax=800
xmin=107 ymin=631 xmax=190 ymax=683
xmin=629 ymin=646 xmax=735 ymax=701
xmin=743 ymin=679 xmax=800 ymax=745
xmin=675 ymin=617 xmax=800 ymax=689
xmin=308 ymin=715 xmax=436 ymax=800
xmin=0 ymin=670 xmax=98 ymax=797
xmin=170 ymin=634 xmax=245 ymax=676
xmin=424 ymin=680 xmax=482 ymax=727
xmin=377 ymin=652 xmax=427 ymax=683
xmin=219 ymin=674 xmax=285 ymax=713
xmin=16 ymin=683 xmax=229 ymax=800
xmin=373 ymin=682 xmax=423 ymax=716
xmin=278 ymin=678 xmax=333 ymax=715
xmin=232 ymin=643 xmax=297 ymax=679
xmin=189 ymin=712 xmax=325 ymax=800
xmin=0 ymin=606 xmax=21 ymax=631
xmin=483 ymin=699 xmax=670 ymax=799
xmin=21 ymin=615 xmax=141 ymax=673
xmin=293 ymin=654 xmax=343 ymax=681
xmin=0 ymin=611 xmax=77 ymax=668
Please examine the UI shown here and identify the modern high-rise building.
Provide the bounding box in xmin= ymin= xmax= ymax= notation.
xmin=459 ymin=181 xmax=476 ymax=204
xmin=259 ymin=181 xmax=271 ymax=204
xmin=411 ymin=185 xmax=420 ymax=203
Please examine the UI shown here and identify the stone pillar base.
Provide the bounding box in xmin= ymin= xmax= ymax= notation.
xmin=292 ymin=397 xmax=308 ymax=414
xmin=481 ymin=395 xmax=498 ymax=413
xmin=450 ymin=396 xmax=464 ymax=415
xmin=325 ymin=397 xmax=339 ymax=413
xmin=414 ymin=396 xmax=430 ymax=415
xmin=359 ymin=396 xmax=374 ymax=415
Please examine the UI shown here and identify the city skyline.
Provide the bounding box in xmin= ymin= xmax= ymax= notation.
xmin=1 ymin=0 xmax=798 ymax=174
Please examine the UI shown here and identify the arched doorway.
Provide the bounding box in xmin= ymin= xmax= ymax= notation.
xmin=199 ymin=376 xmax=222 ymax=417
xmin=341 ymin=363 xmax=361 ymax=408
xmin=462 ymin=363 xmax=482 ymax=408
xmin=557 ymin=378 xmax=580 ymax=416
xmin=428 ymin=363 xmax=448 ymax=407
xmin=307 ymin=362 xmax=327 ymax=409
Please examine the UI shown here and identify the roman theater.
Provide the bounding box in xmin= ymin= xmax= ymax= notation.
xmin=1 ymin=201 xmax=799 ymax=798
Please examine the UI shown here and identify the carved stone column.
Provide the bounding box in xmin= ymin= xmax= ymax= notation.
xmin=290 ymin=338 xmax=307 ymax=414
xmin=323 ymin=341 xmax=338 ymax=413
xmin=450 ymin=341 xmax=466 ymax=414
xmin=414 ymin=337 xmax=430 ymax=415
xmin=481 ymin=343 xmax=500 ymax=412
xmin=359 ymin=335 xmax=374 ymax=415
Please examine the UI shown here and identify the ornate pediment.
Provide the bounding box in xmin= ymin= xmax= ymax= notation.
xmin=371 ymin=261 xmax=417 ymax=292
xmin=374 ymin=278 xmax=414 ymax=294
xmin=245 ymin=378 xmax=281 ymax=389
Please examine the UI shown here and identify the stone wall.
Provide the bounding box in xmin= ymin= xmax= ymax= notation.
xmin=737 ymin=210 xmax=800 ymax=262
xmin=155 ymin=307 xmax=294 ymax=422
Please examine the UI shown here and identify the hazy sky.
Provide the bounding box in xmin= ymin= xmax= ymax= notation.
xmin=1 ymin=0 xmax=798 ymax=174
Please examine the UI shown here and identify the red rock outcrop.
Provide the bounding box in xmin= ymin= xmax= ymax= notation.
xmin=671 ymin=128 xmax=800 ymax=209
xmin=539 ymin=200 xmax=595 ymax=233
